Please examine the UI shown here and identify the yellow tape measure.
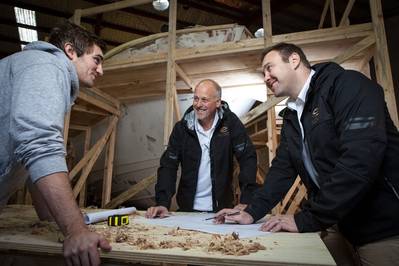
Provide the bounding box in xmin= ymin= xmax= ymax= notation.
xmin=107 ymin=214 xmax=129 ymax=226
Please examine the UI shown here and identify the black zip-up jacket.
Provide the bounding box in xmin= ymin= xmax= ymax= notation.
xmin=155 ymin=101 xmax=258 ymax=212
xmin=245 ymin=62 xmax=399 ymax=245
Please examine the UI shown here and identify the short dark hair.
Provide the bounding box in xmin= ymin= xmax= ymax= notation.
xmin=196 ymin=79 xmax=222 ymax=99
xmin=49 ymin=21 xmax=107 ymax=57
xmin=261 ymin=42 xmax=311 ymax=69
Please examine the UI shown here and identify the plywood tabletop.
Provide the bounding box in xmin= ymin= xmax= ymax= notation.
xmin=0 ymin=205 xmax=335 ymax=266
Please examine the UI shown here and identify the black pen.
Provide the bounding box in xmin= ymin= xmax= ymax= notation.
xmin=204 ymin=211 xmax=241 ymax=221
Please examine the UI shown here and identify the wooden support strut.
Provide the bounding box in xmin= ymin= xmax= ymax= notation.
xmin=105 ymin=174 xmax=157 ymax=209
xmin=339 ymin=0 xmax=356 ymax=27
xmin=72 ymin=116 xmax=118 ymax=198
xmin=102 ymin=121 xmax=117 ymax=207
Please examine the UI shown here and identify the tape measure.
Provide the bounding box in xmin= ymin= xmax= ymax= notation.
xmin=107 ymin=214 xmax=129 ymax=226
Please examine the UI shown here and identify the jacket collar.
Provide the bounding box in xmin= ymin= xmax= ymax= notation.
xmin=183 ymin=101 xmax=229 ymax=131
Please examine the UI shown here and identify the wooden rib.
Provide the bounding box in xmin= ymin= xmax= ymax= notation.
xmin=104 ymin=24 xmax=238 ymax=59
xmin=104 ymin=23 xmax=373 ymax=71
xmin=105 ymin=174 xmax=157 ymax=209
xmin=69 ymin=124 xmax=90 ymax=131
xmin=339 ymin=0 xmax=356 ymax=27
xmin=267 ymin=107 xmax=277 ymax=165
xmin=89 ymin=87 xmax=121 ymax=107
xmin=173 ymin=88 xmax=181 ymax=121
xmin=72 ymin=116 xmax=118 ymax=198
xmin=333 ymin=34 xmax=375 ymax=64
xmin=319 ymin=0 xmax=331 ymax=29
xmin=102 ymin=123 xmax=117 ymax=207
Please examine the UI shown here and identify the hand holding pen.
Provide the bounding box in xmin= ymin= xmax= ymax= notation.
xmin=212 ymin=208 xmax=254 ymax=225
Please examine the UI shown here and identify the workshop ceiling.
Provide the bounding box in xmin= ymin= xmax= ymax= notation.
xmin=1 ymin=0 xmax=399 ymax=58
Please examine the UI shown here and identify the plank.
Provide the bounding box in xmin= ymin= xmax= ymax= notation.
xmin=80 ymin=0 xmax=152 ymax=17
xmin=262 ymin=0 xmax=272 ymax=47
xmin=241 ymin=96 xmax=286 ymax=126
xmin=319 ymin=0 xmax=331 ymax=29
xmin=102 ymin=122 xmax=117 ymax=208
xmin=79 ymin=128 xmax=91 ymax=207
xmin=332 ymin=34 xmax=375 ymax=64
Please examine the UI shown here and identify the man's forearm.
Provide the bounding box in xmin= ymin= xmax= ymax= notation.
xmin=34 ymin=172 xmax=87 ymax=235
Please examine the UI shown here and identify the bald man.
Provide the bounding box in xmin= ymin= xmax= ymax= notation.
xmin=146 ymin=79 xmax=258 ymax=218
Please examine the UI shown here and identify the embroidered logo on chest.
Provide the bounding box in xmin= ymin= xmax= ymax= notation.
xmin=311 ymin=107 xmax=320 ymax=124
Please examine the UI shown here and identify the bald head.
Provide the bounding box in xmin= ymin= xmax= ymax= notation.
xmin=195 ymin=79 xmax=222 ymax=99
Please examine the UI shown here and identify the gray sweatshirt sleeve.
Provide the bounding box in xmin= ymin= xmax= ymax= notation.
xmin=11 ymin=63 xmax=69 ymax=183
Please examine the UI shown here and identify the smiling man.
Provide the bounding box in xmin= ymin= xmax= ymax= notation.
xmin=215 ymin=42 xmax=399 ymax=265
xmin=0 ymin=21 xmax=111 ymax=266
xmin=146 ymin=79 xmax=258 ymax=218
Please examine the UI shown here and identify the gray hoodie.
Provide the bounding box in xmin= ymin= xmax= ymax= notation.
xmin=0 ymin=41 xmax=79 ymax=195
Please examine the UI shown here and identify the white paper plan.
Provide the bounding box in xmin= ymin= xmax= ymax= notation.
xmin=133 ymin=212 xmax=270 ymax=238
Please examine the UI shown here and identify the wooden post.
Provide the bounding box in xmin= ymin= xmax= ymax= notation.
xmin=369 ymin=0 xmax=399 ymax=127
xmin=339 ymin=0 xmax=356 ymax=27
xmin=102 ymin=122 xmax=117 ymax=207
xmin=79 ymin=128 xmax=91 ymax=207
xmin=163 ymin=0 xmax=177 ymax=146
xmin=262 ymin=0 xmax=272 ymax=46
xmin=330 ymin=0 xmax=336 ymax=27
xmin=319 ymin=0 xmax=331 ymax=29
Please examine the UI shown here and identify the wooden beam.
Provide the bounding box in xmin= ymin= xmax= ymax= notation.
xmin=319 ymin=0 xmax=331 ymax=29
xmin=262 ymin=0 xmax=272 ymax=47
xmin=175 ymin=63 xmax=194 ymax=91
xmin=163 ymin=0 xmax=177 ymax=146
xmin=102 ymin=122 xmax=117 ymax=207
xmin=72 ymin=104 xmax=109 ymax=116
xmin=105 ymin=174 xmax=157 ymax=208
xmin=79 ymin=0 xmax=152 ymax=17
xmin=339 ymin=0 xmax=356 ymax=27
xmin=330 ymin=0 xmax=336 ymax=27
xmin=173 ymin=88 xmax=181 ymax=121
xmin=73 ymin=116 xmax=119 ymax=198
xmin=241 ymin=96 xmax=286 ymax=126
xmin=333 ymin=34 xmax=375 ymax=64
xmin=369 ymin=0 xmax=398 ymax=127
xmin=78 ymin=90 xmax=120 ymax=116
xmin=267 ymin=107 xmax=277 ymax=165
xmin=90 ymin=87 xmax=121 ymax=107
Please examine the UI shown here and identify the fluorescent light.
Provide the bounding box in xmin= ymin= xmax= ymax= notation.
xmin=14 ymin=7 xmax=38 ymax=48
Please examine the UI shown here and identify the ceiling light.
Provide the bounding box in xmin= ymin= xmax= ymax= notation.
xmin=254 ymin=28 xmax=264 ymax=38
xmin=153 ymin=0 xmax=169 ymax=11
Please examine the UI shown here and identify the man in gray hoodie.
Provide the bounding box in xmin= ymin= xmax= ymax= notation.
xmin=0 ymin=22 xmax=111 ymax=266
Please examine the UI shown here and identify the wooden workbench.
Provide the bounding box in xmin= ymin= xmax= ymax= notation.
xmin=0 ymin=205 xmax=335 ymax=266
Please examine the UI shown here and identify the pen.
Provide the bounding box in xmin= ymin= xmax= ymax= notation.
xmin=204 ymin=211 xmax=241 ymax=221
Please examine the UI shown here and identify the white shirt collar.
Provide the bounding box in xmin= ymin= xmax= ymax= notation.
xmin=287 ymin=69 xmax=315 ymax=110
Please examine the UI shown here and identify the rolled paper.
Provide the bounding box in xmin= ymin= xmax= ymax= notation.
xmin=83 ymin=207 xmax=137 ymax=224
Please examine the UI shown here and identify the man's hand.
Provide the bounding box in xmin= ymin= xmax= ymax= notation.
xmin=64 ymin=227 xmax=111 ymax=266
xmin=233 ymin=203 xmax=247 ymax=211
xmin=260 ymin=214 xmax=298 ymax=232
xmin=34 ymin=172 xmax=112 ymax=266
xmin=145 ymin=206 xmax=169 ymax=218
xmin=213 ymin=208 xmax=254 ymax=224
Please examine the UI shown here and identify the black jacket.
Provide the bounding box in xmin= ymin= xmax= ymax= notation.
xmin=155 ymin=101 xmax=258 ymax=212
xmin=246 ymin=63 xmax=399 ymax=245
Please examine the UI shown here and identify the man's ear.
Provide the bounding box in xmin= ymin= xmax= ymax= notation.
xmin=289 ymin=52 xmax=301 ymax=70
xmin=64 ymin=43 xmax=76 ymax=60
xmin=216 ymin=99 xmax=221 ymax=108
